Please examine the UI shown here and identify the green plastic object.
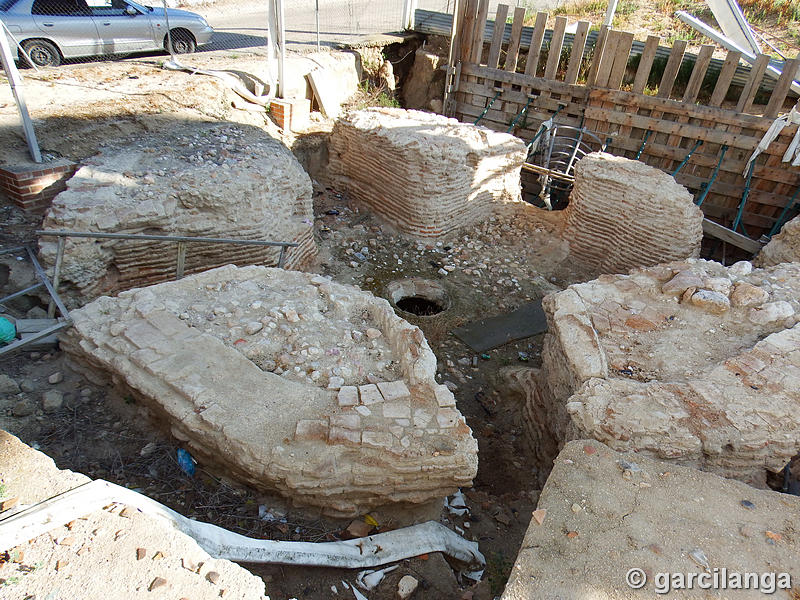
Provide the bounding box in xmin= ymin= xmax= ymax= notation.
xmin=0 ymin=317 xmax=15 ymax=345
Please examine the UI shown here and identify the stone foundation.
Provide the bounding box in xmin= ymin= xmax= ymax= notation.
xmin=755 ymin=214 xmax=800 ymax=267
xmin=520 ymin=259 xmax=800 ymax=486
xmin=563 ymin=153 xmax=703 ymax=277
xmin=502 ymin=440 xmax=800 ymax=600
xmin=328 ymin=107 xmax=526 ymax=239
xmin=61 ymin=265 xmax=478 ymax=517
xmin=39 ymin=123 xmax=316 ymax=304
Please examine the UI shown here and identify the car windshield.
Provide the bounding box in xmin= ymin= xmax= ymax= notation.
xmin=0 ymin=0 xmax=19 ymax=11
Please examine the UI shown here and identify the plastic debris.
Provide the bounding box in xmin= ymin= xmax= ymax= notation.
xmin=741 ymin=500 xmax=756 ymax=510
xmin=445 ymin=490 xmax=469 ymax=516
xmin=331 ymin=585 xmax=338 ymax=594
xmin=176 ymin=448 xmax=195 ymax=476
xmin=351 ymin=587 xmax=368 ymax=600
xmin=689 ymin=549 xmax=710 ymax=571
xmin=326 ymin=209 xmax=340 ymax=216
xmin=364 ymin=514 xmax=379 ymax=527
xmin=0 ymin=317 xmax=16 ymax=344
xmin=618 ymin=459 xmax=642 ymax=473
xmin=517 ymin=351 xmax=529 ymax=361
xmin=356 ymin=565 xmax=398 ymax=590
xmin=480 ymin=354 xmax=491 ymax=360
xmin=463 ymin=569 xmax=484 ymax=581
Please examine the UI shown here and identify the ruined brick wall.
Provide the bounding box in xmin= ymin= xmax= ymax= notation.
xmin=563 ymin=153 xmax=703 ymax=277
xmin=61 ymin=265 xmax=478 ymax=517
xmin=328 ymin=107 xmax=526 ymax=239
xmin=521 ymin=259 xmax=800 ymax=487
xmin=755 ymin=214 xmax=800 ymax=267
xmin=39 ymin=123 xmax=316 ymax=304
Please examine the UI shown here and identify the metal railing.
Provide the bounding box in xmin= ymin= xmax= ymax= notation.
xmin=0 ymin=231 xmax=298 ymax=356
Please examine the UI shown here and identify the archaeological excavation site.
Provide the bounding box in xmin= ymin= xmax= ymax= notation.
xmin=1 ymin=0 xmax=800 ymax=598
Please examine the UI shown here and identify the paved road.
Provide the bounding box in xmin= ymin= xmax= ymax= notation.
xmin=195 ymin=0 xmax=560 ymax=53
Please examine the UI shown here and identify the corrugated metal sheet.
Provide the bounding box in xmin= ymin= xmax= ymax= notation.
xmin=413 ymin=8 xmax=787 ymax=93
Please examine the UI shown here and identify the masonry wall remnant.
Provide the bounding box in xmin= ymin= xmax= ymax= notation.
xmin=755 ymin=214 xmax=800 ymax=267
xmin=517 ymin=258 xmax=800 ymax=487
xmin=61 ymin=265 xmax=478 ymax=517
xmin=38 ymin=123 xmax=316 ymax=304
xmin=327 ymin=107 xmax=526 ymax=239
xmin=562 ymin=152 xmax=704 ymax=277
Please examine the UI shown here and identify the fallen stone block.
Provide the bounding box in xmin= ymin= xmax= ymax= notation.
xmin=518 ymin=259 xmax=800 ymax=487
xmin=60 ymin=265 xmax=478 ymax=517
xmin=328 ymin=107 xmax=526 ymax=239
xmin=39 ymin=122 xmax=316 ymax=305
xmin=501 ymin=440 xmax=800 ymax=599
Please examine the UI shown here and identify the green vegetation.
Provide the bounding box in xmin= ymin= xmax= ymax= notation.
xmin=486 ymin=551 xmax=514 ymax=596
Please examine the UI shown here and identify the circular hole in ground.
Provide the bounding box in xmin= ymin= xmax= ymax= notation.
xmin=386 ymin=278 xmax=450 ymax=318
xmin=396 ymin=295 xmax=444 ymax=316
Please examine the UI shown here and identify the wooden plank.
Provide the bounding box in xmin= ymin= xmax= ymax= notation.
xmin=632 ymin=35 xmax=660 ymax=95
xmin=589 ymin=87 xmax=776 ymax=129
xmin=458 ymin=0 xmax=479 ymax=65
xmin=702 ymin=218 xmax=763 ymax=253
xmin=564 ymin=20 xmax=590 ymax=85
xmin=709 ymin=50 xmax=742 ymax=107
xmin=764 ymin=54 xmax=800 ymax=118
xmin=470 ymin=0 xmax=491 ymax=64
xmin=656 ymin=39 xmax=687 ymax=98
xmin=524 ymin=11 xmax=548 ymax=77
xmin=585 ymin=25 xmax=609 ymax=87
xmin=736 ymin=53 xmax=770 ymax=114
xmin=607 ymin=31 xmax=634 ymax=90
xmin=462 ymin=63 xmax=592 ymax=97
xmin=485 ymin=3 xmax=509 ymax=70
xmin=702 ymin=205 xmax=775 ymax=230
xmin=459 ymin=79 xmax=588 ymax=110
xmin=594 ymin=29 xmax=620 ymax=88
xmin=583 ymin=105 xmax=761 ymax=149
xmin=504 ymin=6 xmax=527 ymax=73
xmin=683 ymin=44 xmax=714 ymax=103
xmin=544 ymin=16 xmax=568 ymax=80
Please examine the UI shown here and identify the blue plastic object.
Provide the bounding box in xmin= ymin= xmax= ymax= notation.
xmin=0 ymin=317 xmax=16 ymax=345
xmin=176 ymin=448 xmax=196 ymax=477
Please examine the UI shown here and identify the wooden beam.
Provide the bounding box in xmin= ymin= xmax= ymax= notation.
xmin=485 ymin=3 xmax=508 ymax=70
xmin=632 ymin=35 xmax=660 ymax=95
xmin=524 ymin=11 xmax=548 ymax=77
xmin=504 ymin=6 xmax=527 ymax=73
xmin=564 ymin=20 xmax=590 ymax=85
xmin=544 ymin=16 xmax=568 ymax=80
xmin=702 ymin=218 xmax=763 ymax=253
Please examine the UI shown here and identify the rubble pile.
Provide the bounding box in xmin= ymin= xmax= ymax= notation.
xmin=519 ymin=259 xmax=800 ymax=486
xmin=756 ymin=214 xmax=800 ymax=267
xmin=39 ymin=123 xmax=316 ymax=303
xmin=563 ymin=153 xmax=703 ymax=277
xmin=328 ymin=107 xmax=526 ymax=239
xmin=60 ymin=265 xmax=478 ymax=517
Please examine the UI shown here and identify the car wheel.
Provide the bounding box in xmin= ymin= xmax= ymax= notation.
xmin=167 ymin=30 xmax=196 ymax=54
xmin=21 ymin=39 xmax=61 ymax=68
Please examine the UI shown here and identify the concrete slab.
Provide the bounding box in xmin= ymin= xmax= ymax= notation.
xmin=502 ymin=439 xmax=800 ymax=599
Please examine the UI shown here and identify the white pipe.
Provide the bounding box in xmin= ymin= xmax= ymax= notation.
xmin=603 ymin=0 xmax=619 ymax=28
xmin=163 ymin=59 xmax=274 ymax=105
xmin=0 ymin=480 xmax=484 ymax=569
xmin=676 ymin=10 xmax=800 ymax=96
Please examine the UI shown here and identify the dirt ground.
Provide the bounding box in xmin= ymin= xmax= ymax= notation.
xmin=0 ymin=42 xmax=594 ymax=596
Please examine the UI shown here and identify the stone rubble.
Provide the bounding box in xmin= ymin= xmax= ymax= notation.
xmin=61 ymin=265 xmax=478 ymax=517
xmin=563 ymin=153 xmax=703 ymax=277
xmin=39 ymin=122 xmax=317 ymax=304
xmin=327 ymin=107 xmax=526 ymax=239
xmin=755 ymin=213 xmax=800 ymax=267
xmin=518 ymin=258 xmax=800 ymax=486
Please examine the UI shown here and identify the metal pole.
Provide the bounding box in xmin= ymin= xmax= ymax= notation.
xmin=276 ymin=0 xmax=286 ymax=98
xmin=175 ymin=241 xmax=187 ymax=279
xmin=162 ymin=0 xmax=175 ymax=59
xmin=315 ymin=0 xmax=320 ymax=51
xmin=47 ymin=237 xmax=65 ymax=318
xmin=603 ymin=0 xmax=619 ymax=28
xmin=278 ymin=246 xmax=286 ymax=268
xmin=0 ymin=17 xmax=42 ymax=163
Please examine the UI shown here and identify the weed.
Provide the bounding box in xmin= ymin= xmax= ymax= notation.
xmin=0 ymin=482 xmax=6 ymax=498
xmin=486 ymin=551 xmax=514 ymax=596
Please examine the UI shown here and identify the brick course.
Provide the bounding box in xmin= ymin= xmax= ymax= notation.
xmin=0 ymin=160 xmax=77 ymax=214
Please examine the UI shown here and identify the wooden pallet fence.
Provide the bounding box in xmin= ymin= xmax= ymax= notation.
xmin=448 ymin=2 xmax=800 ymax=241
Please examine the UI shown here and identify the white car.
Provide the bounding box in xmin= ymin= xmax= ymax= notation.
xmin=0 ymin=0 xmax=213 ymax=66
